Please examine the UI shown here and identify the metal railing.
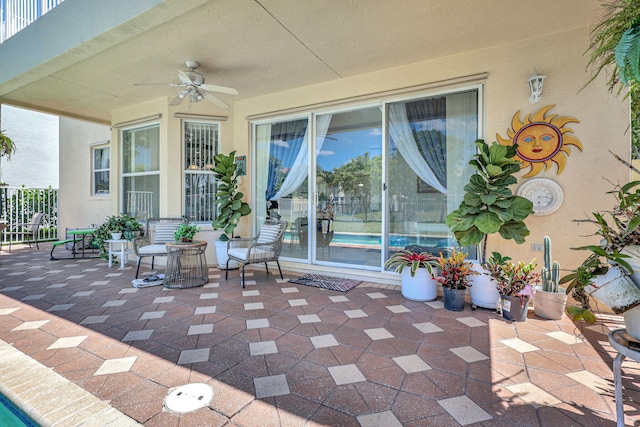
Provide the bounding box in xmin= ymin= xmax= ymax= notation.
xmin=1 ymin=186 xmax=59 ymax=245
xmin=1 ymin=0 xmax=65 ymax=43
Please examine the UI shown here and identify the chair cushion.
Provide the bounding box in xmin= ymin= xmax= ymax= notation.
xmin=154 ymin=224 xmax=179 ymax=244
xmin=257 ymin=224 xmax=281 ymax=243
xmin=228 ymin=247 xmax=275 ymax=261
xmin=138 ymin=244 xmax=168 ymax=255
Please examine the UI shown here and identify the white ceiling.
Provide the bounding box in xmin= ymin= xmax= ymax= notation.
xmin=0 ymin=0 xmax=602 ymax=123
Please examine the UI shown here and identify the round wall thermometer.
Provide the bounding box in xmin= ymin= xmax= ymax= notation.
xmin=516 ymin=178 xmax=563 ymax=216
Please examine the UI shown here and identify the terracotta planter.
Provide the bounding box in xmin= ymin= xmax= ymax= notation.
xmin=533 ymin=288 xmax=567 ymax=320
xmin=500 ymin=295 xmax=529 ymax=322
xmin=443 ymin=287 xmax=466 ymax=311
xmin=585 ymin=265 xmax=640 ymax=314
xmin=401 ymin=267 xmax=437 ymax=302
xmin=468 ymin=263 xmax=499 ymax=309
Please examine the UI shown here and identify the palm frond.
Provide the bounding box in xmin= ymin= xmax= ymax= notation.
xmin=615 ymin=23 xmax=640 ymax=85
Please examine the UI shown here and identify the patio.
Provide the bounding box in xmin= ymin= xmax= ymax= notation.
xmin=0 ymin=243 xmax=638 ymax=426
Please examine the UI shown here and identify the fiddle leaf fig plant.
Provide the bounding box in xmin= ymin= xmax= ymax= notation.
xmin=446 ymin=139 xmax=533 ymax=262
xmin=211 ymin=151 xmax=251 ymax=241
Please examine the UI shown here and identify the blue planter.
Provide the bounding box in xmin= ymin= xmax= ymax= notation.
xmin=443 ymin=287 xmax=466 ymax=311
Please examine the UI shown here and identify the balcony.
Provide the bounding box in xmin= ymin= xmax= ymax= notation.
xmin=0 ymin=0 xmax=64 ymax=43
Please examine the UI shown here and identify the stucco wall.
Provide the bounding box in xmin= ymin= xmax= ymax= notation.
xmin=232 ymin=26 xmax=630 ymax=273
xmin=58 ymin=117 xmax=111 ymax=235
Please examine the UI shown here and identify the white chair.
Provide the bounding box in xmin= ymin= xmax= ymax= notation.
xmin=8 ymin=213 xmax=45 ymax=252
xmin=225 ymin=219 xmax=288 ymax=288
xmin=133 ymin=217 xmax=187 ymax=278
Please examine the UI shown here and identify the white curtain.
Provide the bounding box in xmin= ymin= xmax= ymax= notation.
xmin=445 ymin=91 xmax=477 ymax=215
xmin=388 ymin=103 xmax=447 ymax=194
xmin=271 ymin=114 xmax=331 ymax=200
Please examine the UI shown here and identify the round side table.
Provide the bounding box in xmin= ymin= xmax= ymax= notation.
xmin=608 ymin=328 xmax=640 ymax=427
xmin=164 ymin=241 xmax=208 ymax=289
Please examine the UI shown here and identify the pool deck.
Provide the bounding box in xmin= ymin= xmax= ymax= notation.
xmin=0 ymin=243 xmax=639 ymax=426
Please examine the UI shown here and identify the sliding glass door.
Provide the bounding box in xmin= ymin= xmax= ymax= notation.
xmin=252 ymin=85 xmax=481 ymax=270
xmin=386 ymin=89 xmax=479 ymax=259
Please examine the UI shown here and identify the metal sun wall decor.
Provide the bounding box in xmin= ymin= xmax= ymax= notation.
xmin=496 ymin=104 xmax=583 ymax=178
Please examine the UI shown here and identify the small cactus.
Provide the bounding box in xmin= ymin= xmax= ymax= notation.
xmin=541 ymin=236 xmax=561 ymax=293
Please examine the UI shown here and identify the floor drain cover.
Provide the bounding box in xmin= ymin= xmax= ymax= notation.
xmin=163 ymin=383 xmax=213 ymax=414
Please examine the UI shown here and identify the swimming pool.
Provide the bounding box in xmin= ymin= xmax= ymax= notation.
xmin=285 ymin=231 xmax=449 ymax=247
xmin=0 ymin=392 xmax=39 ymax=427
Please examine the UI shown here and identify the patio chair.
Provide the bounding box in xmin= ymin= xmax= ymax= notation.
xmin=8 ymin=213 xmax=45 ymax=252
xmin=225 ymin=219 xmax=288 ymax=288
xmin=133 ymin=217 xmax=187 ymax=278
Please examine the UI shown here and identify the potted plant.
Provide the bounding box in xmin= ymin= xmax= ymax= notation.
xmin=446 ymin=139 xmax=534 ymax=309
xmin=0 ymin=129 xmax=17 ymax=186
xmin=484 ymin=253 xmax=538 ymax=322
xmin=435 ymin=249 xmax=478 ymax=311
xmin=533 ymin=236 xmax=568 ymax=320
xmin=384 ymin=250 xmax=439 ymax=301
xmin=562 ymin=180 xmax=640 ymax=337
xmin=211 ymin=151 xmax=251 ymax=269
xmin=93 ymin=213 xmax=144 ymax=260
xmin=174 ymin=223 xmax=201 ymax=242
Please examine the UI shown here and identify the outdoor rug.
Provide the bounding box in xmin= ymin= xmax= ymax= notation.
xmin=289 ymin=274 xmax=361 ymax=292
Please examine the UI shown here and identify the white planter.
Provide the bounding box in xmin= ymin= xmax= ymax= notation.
xmin=468 ymin=263 xmax=499 ymax=309
xmin=401 ymin=267 xmax=437 ymax=302
xmin=533 ymin=288 xmax=567 ymax=320
xmin=586 ymin=266 xmax=640 ymax=314
xmin=214 ymin=239 xmax=239 ymax=269
xmin=111 ymin=232 xmax=122 ymax=240
xmin=621 ymin=245 xmax=640 ymax=287
xmin=623 ymin=304 xmax=640 ymax=341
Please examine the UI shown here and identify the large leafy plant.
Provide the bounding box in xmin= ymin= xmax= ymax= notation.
xmin=211 ymin=151 xmax=251 ymax=240
xmin=446 ymin=139 xmax=533 ymax=262
xmin=585 ymin=0 xmax=640 ymax=93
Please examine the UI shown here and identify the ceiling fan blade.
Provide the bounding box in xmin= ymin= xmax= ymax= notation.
xmin=204 ymin=93 xmax=230 ymax=109
xmin=169 ymin=92 xmax=186 ymax=106
xmin=133 ymin=82 xmax=172 ymax=86
xmin=177 ymin=69 xmax=194 ymax=85
xmin=199 ymin=83 xmax=238 ymax=95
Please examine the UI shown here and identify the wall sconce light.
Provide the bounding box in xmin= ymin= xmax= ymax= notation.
xmin=528 ymin=68 xmax=546 ymax=103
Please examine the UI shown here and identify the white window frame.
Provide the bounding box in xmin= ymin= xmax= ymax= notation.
xmin=90 ymin=142 xmax=110 ymax=196
xmin=182 ymin=120 xmax=219 ymax=223
xmin=121 ymin=122 xmax=160 ymax=219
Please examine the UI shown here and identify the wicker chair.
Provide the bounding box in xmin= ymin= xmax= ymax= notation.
xmin=133 ymin=217 xmax=187 ymax=278
xmin=225 ymin=219 xmax=288 ymax=288
xmin=8 ymin=213 xmax=45 ymax=252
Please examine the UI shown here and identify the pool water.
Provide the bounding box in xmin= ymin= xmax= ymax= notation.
xmin=0 ymin=393 xmax=39 ymax=427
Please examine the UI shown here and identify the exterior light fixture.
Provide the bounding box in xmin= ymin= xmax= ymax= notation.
xmin=528 ymin=68 xmax=546 ymax=103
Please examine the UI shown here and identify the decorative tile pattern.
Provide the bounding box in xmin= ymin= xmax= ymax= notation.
xmin=438 ymin=395 xmax=493 ymax=425
xmin=506 ymin=382 xmax=562 ymax=406
xmin=328 ymin=364 xmax=366 ymax=385
xmin=500 ymin=338 xmax=540 ymax=353
xmin=94 ymin=356 xmax=137 ymax=376
xmin=254 ymin=374 xmax=290 ymax=398
xmin=47 ymin=336 xmax=88 ymax=350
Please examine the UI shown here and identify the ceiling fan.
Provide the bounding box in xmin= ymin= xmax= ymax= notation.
xmin=134 ymin=60 xmax=238 ymax=109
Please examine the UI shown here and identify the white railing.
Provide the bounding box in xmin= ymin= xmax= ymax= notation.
xmin=1 ymin=186 xmax=59 ymax=244
xmin=1 ymin=0 xmax=65 ymax=43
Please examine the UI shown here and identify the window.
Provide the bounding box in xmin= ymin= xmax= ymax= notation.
xmin=121 ymin=123 xmax=159 ymax=220
xmin=92 ymin=146 xmax=109 ymax=195
xmin=183 ymin=121 xmax=218 ymax=222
